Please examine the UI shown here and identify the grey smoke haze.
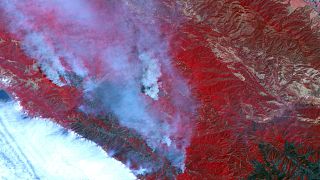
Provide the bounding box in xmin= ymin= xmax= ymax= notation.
xmin=0 ymin=0 xmax=196 ymax=171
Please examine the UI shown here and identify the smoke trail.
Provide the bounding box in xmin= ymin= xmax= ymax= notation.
xmin=0 ymin=0 xmax=196 ymax=170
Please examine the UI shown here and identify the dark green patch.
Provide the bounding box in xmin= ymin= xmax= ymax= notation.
xmin=248 ymin=142 xmax=320 ymax=180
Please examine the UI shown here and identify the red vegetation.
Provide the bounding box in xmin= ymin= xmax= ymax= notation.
xmin=0 ymin=0 xmax=320 ymax=179
xmin=169 ymin=0 xmax=320 ymax=179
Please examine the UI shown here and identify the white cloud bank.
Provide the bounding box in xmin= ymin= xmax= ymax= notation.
xmin=0 ymin=100 xmax=136 ymax=180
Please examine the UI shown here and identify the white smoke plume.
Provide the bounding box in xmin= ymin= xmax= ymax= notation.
xmin=0 ymin=0 xmax=196 ymax=170
xmin=139 ymin=53 xmax=161 ymax=100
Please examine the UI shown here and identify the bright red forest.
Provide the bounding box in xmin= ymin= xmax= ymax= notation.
xmin=0 ymin=0 xmax=319 ymax=179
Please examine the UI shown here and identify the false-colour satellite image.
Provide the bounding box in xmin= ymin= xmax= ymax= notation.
xmin=0 ymin=0 xmax=319 ymax=179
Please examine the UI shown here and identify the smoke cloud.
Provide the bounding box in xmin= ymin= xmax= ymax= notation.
xmin=0 ymin=0 xmax=196 ymax=170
